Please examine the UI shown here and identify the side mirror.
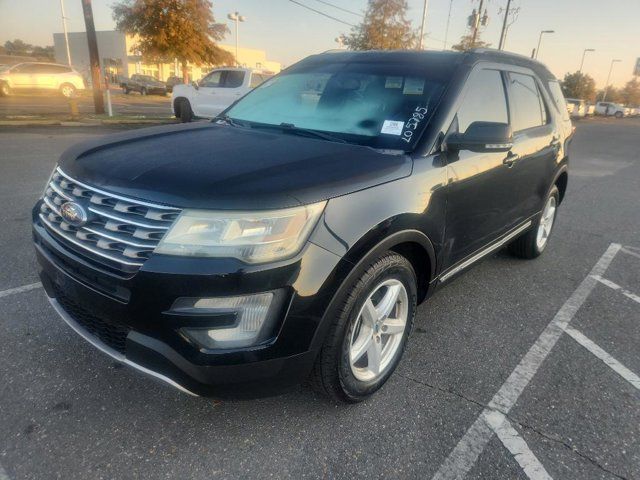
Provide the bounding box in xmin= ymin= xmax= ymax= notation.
xmin=192 ymin=80 xmax=199 ymax=90
xmin=446 ymin=121 xmax=513 ymax=153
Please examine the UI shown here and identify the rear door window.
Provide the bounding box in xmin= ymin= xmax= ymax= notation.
xmin=508 ymin=72 xmax=547 ymax=132
xmin=222 ymin=71 xmax=245 ymax=88
xmin=457 ymin=68 xmax=509 ymax=133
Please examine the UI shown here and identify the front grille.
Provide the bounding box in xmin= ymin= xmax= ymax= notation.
xmin=39 ymin=168 xmax=181 ymax=273
xmin=54 ymin=284 xmax=130 ymax=355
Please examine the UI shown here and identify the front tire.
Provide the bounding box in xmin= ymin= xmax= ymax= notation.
xmin=140 ymin=87 xmax=147 ymax=96
xmin=509 ymin=185 xmax=559 ymax=259
xmin=309 ymin=252 xmax=417 ymax=403
xmin=179 ymin=99 xmax=193 ymax=123
xmin=615 ymin=111 xmax=623 ymax=118
xmin=0 ymin=82 xmax=10 ymax=96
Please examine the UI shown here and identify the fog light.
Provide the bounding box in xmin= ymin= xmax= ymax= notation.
xmin=176 ymin=292 xmax=275 ymax=349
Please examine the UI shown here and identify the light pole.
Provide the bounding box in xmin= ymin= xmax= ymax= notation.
xmin=418 ymin=0 xmax=429 ymax=49
xmin=498 ymin=0 xmax=512 ymax=50
xmin=443 ymin=0 xmax=453 ymax=50
xmin=59 ymin=0 xmax=72 ymax=65
xmin=534 ymin=30 xmax=554 ymax=59
xmin=578 ymin=48 xmax=595 ymax=73
xmin=602 ymin=59 xmax=621 ymax=101
xmin=227 ymin=11 xmax=246 ymax=67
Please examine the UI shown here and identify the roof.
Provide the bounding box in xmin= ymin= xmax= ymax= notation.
xmin=295 ymin=48 xmax=557 ymax=81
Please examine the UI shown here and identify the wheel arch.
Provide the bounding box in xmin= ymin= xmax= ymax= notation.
xmin=308 ymin=229 xmax=436 ymax=353
xmin=552 ymin=166 xmax=569 ymax=204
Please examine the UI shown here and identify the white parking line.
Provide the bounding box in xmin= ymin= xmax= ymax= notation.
xmin=621 ymin=247 xmax=640 ymax=260
xmin=565 ymin=327 xmax=640 ymax=390
xmin=484 ymin=410 xmax=553 ymax=480
xmin=0 ymin=282 xmax=42 ymax=299
xmin=432 ymin=243 xmax=621 ymax=480
xmin=591 ymin=275 xmax=640 ymax=305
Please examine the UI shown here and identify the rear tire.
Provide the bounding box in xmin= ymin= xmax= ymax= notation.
xmin=123 ymin=87 xmax=130 ymax=94
xmin=179 ymin=99 xmax=193 ymax=123
xmin=0 ymin=83 xmax=9 ymax=97
xmin=140 ymin=87 xmax=147 ymax=96
xmin=509 ymin=185 xmax=559 ymax=259
xmin=309 ymin=252 xmax=417 ymax=403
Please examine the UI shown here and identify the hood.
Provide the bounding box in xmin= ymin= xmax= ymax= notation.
xmin=58 ymin=122 xmax=412 ymax=210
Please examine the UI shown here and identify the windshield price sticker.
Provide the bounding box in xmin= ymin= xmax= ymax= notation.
xmin=385 ymin=77 xmax=403 ymax=89
xmin=400 ymin=106 xmax=428 ymax=143
xmin=403 ymin=77 xmax=425 ymax=95
xmin=381 ymin=120 xmax=405 ymax=135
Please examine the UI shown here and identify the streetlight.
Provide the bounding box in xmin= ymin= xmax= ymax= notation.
xmin=579 ymin=48 xmax=595 ymax=73
xmin=227 ymin=11 xmax=246 ymax=67
xmin=59 ymin=0 xmax=72 ymax=65
xmin=602 ymin=59 xmax=621 ymax=102
xmin=535 ymin=30 xmax=554 ymax=59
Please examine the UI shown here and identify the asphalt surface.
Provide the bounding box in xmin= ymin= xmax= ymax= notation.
xmin=0 ymin=90 xmax=173 ymax=117
xmin=0 ymin=118 xmax=639 ymax=479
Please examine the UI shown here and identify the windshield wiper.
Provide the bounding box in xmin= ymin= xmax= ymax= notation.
xmin=213 ymin=114 xmax=246 ymax=128
xmin=277 ymin=123 xmax=347 ymax=144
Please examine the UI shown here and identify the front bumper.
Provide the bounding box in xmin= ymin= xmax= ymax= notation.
xmin=33 ymin=213 xmax=345 ymax=397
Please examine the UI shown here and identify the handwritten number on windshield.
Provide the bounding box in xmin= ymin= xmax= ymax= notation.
xmin=401 ymin=106 xmax=428 ymax=143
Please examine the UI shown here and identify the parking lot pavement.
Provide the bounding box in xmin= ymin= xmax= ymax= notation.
xmin=0 ymin=118 xmax=638 ymax=479
xmin=0 ymin=91 xmax=173 ymax=117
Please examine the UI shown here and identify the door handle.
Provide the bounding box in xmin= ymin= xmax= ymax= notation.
xmin=503 ymin=152 xmax=519 ymax=168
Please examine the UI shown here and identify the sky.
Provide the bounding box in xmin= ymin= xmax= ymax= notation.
xmin=1 ymin=0 xmax=638 ymax=88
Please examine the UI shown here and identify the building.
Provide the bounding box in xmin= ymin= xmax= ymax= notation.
xmin=53 ymin=30 xmax=281 ymax=83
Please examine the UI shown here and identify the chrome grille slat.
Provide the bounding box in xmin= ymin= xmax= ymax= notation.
xmin=39 ymin=168 xmax=181 ymax=271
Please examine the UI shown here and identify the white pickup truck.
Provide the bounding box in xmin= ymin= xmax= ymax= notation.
xmin=171 ymin=67 xmax=273 ymax=122
xmin=594 ymin=101 xmax=628 ymax=118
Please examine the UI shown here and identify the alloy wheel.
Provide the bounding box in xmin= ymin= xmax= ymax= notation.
xmin=536 ymin=195 xmax=557 ymax=250
xmin=348 ymin=279 xmax=409 ymax=382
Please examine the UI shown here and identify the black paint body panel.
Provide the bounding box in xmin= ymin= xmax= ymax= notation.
xmin=33 ymin=49 xmax=571 ymax=396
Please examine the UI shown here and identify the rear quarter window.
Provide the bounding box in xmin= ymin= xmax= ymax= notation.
xmin=548 ymin=80 xmax=570 ymax=121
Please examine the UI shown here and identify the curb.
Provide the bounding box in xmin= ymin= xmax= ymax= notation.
xmin=0 ymin=118 xmax=177 ymax=127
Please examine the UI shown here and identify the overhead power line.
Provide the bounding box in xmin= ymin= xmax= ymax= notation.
xmin=288 ymin=0 xmax=356 ymax=27
xmin=311 ymin=0 xmax=363 ymax=17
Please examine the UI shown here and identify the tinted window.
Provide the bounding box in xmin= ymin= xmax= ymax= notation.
xmin=223 ymin=71 xmax=245 ymax=88
xmin=42 ymin=64 xmax=71 ymax=74
xmin=508 ymin=72 xmax=546 ymax=131
xmin=14 ymin=64 xmax=40 ymax=73
xmin=200 ymin=71 xmax=222 ymax=87
xmin=457 ymin=69 xmax=508 ymax=133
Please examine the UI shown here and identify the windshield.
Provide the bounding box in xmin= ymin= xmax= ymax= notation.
xmin=225 ymin=61 xmax=449 ymax=151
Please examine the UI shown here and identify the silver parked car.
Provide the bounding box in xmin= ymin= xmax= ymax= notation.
xmin=0 ymin=62 xmax=85 ymax=98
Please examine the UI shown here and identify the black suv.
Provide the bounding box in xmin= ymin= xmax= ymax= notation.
xmin=33 ymin=49 xmax=572 ymax=402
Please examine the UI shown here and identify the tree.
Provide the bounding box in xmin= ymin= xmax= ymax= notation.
xmin=451 ymin=33 xmax=490 ymax=51
xmin=560 ymin=71 xmax=596 ymax=101
xmin=621 ymin=78 xmax=640 ymax=106
xmin=342 ymin=0 xmax=418 ymax=50
xmin=3 ymin=39 xmax=55 ymax=61
xmin=112 ymin=0 xmax=233 ymax=82
xmin=4 ymin=39 xmax=33 ymax=56
xmin=32 ymin=46 xmax=55 ymax=61
xmin=596 ymin=87 xmax=622 ymax=103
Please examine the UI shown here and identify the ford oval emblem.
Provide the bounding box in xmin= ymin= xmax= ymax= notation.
xmin=60 ymin=201 xmax=88 ymax=227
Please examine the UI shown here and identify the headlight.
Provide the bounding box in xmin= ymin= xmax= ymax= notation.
xmin=155 ymin=201 xmax=326 ymax=263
